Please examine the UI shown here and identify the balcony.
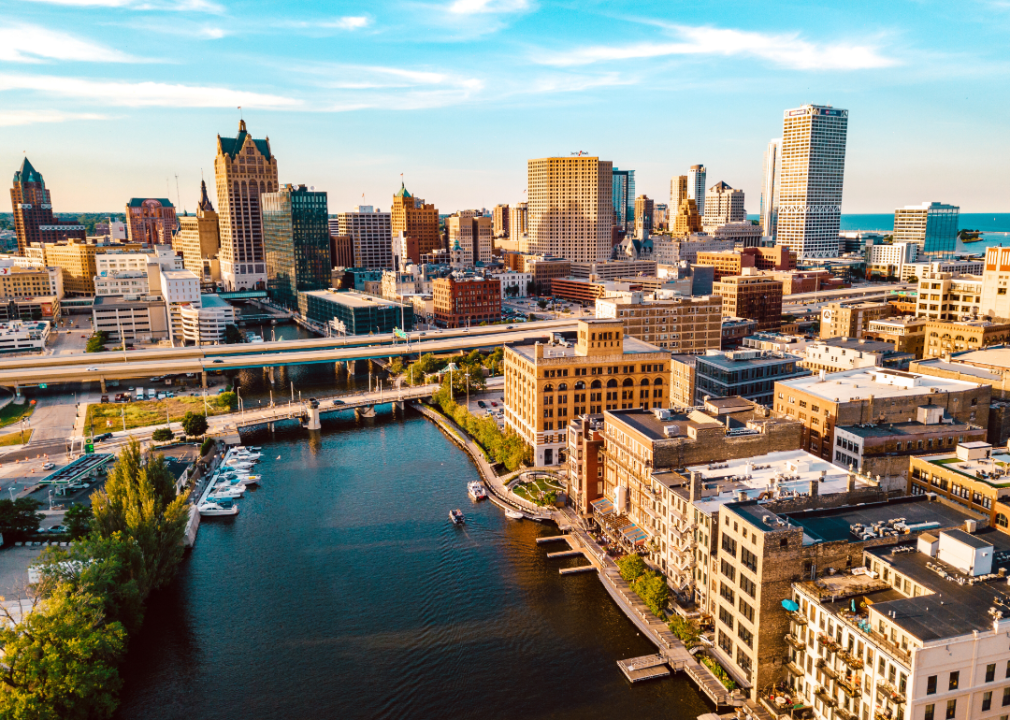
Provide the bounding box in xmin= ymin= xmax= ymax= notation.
xmin=789 ymin=611 xmax=808 ymax=625
xmin=786 ymin=661 xmax=805 ymax=677
xmin=818 ymin=634 xmax=839 ymax=653
xmin=837 ymin=676 xmax=861 ymax=698
xmin=816 ymin=659 xmax=839 ymax=681
xmin=877 ymin=680 xmax=905 ymax=705
xmin=837 ymin=650 xmax=864 ymax=670
xmin=785 ymin=634 xmax=805 ymax=651
xmin=836 ymin=707 xmax=857 ymax=720
xmin=815 ymin=687 xmax=837 ymax=708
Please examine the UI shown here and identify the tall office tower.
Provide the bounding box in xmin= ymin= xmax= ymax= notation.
xmin=262 ymin=184 xmax=331 ymax=310
xmin=670 ymin=175 xmax=688 ymax=211
xmin=634 ymin=195 xmax=654 ymax=234
xmin=611 ymin=168 xmax=635 ymax=233
xmin=446 ymin=214 xmax=493 ymax=266
xmin=776 ymin=104 xmax=848 ymax=258
xmin=126 ymin=198 xmax=176 ymax=245
xmin=336 ymin=206 xmax=392 ymax=270
xmin=509 ymin=201 xmax=528 ymax=244
xmin=760 ymin=138 xmax=782 ymax=238
xmin=492 ymin=203 xmax=510 ymax=239
xmin=894 ymin=202 xmax=959 ymax=261
xmin=173 ymin=180 xmax=221 ymax=287
xmin=10 ymin=157 xmax=85 ymax=255
xmin=670 ymin=199 xmax=703 ymax=237
xmin=687 ymin=165 xmax=707 ymax=215
xmin=390 ymin=183 xmax=439 ymax=266
xmin=214 ymin=120 xmax=278 ymax=290
xmin=526 ymin=156 xmax=613 ymax=263
xmin=701 ymin=182 xmax=746 ymax=230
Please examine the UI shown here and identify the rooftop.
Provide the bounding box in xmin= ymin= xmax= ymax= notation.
xmin=199 ymin=294 xmax=230 ymax=309
xmin=778 ymin=367 xmax=982 ymax=402
xmin=605 ymin=405 xmax=761 ymax=443
xmin=299 ymin=289 xmax=407 ymax=309
xmin=697 ymin=349 xmax=805 ymax=370
xmin=814 ymin=337 xmax=904 ymax=354
xmin=509 ymin=333 xmax=664 ymax=361
xmin=919 ymin=445 xmax=1010 ymax=488
xmin=837 ymin=418 xmax=979 ymax=440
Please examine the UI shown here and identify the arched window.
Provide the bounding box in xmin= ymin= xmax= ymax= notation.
xmin=558 ymin=383 xmax=568 ymax=391
xmin=998 ymin=514 xmax=1008 ymax=529
xmin=607 ymin=379 xmax=618 ymax=388
xmin=652 ymin=377 xmax=663 ymax=386
xmin=622 ymin=378 xmax=634 ymax=387
xmin=591 ymin=380 xmax=602 ymax=389
xmin=543 ymin=384 xmax=554 ymax=393
xmin=575 ymin=381 xmax=586 ymax=390
xmin=640 ymin=378 xmax=651 ymax=386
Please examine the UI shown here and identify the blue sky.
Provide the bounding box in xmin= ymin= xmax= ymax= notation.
xmin=1 ymin=0 xmax=1007 ymax=214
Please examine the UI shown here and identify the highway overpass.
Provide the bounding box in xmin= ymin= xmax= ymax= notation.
xmin=0 ymin=322 xmax=577 ymax=391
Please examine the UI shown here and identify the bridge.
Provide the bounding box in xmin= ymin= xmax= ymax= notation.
xmin=0 ymin=320 xmax=577 ymax=392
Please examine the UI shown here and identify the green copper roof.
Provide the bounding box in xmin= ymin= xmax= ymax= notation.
xmin=127 ymin=198 xmax=174 ymax=208
xmin=396 ymin=182 xmax=411 ymax=199
xmin=218 ymin=120 xmax=273 ymax=161
xmin=12 ymin=157 xmax=43 ymax=186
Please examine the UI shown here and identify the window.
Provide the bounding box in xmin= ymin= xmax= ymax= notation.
xmin=720 ymin=559 xmax=736 ymax=582
xmin=988 ymin=664 xmax=997 ymax=683
xmin=738 ymin=599 xmax=755 ymax=623
xmin=1004 ymin=687 xmax=1010 ymax=707
xmin=949 ymin=671 xmax=959 ymax=691
xmin=741 ymin=547 xmax=758 ymax=572
xmin=722 ymin=536 xmax=737 ymax=557
xmin=738 ymin=626 xmax=753 ymax=648
xmin=739 ymin=575 xmax=756 ymax=598
xmin=925 ymin=705 xmax=934 ymax=720
xmin=984 ymin=692 xmax=993 ymax=711
xmin=719 ymin=604 xmax=734 ymax=629
xmin=720 ymin=582 xmax=735 ymax=604
xmin=945 ymin=700 xmax=956 ymax=720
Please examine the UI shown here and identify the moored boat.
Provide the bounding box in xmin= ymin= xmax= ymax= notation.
xmin=198 ymin=500 xmax=239 ymax=516
xmin=468 ymin=481 xmax=487 ymax=501
xmin=505 ymin=509 xmax=524 ymax=520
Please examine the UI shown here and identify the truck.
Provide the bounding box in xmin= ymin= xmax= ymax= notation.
xmin=147 ymin=388 xmax=158 ymax=400
xmin=135 ymin=388 xmax=145 ymax=400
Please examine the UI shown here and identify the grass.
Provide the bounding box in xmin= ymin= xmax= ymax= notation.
xmin=0 ymin=428 xmax=32 ymax=447
xmin=0 ymin=400 xmax=34 ymax=429
xmin=513 ymin=477 xmax=562 ymax=506
xmin=85 ymin=394 xmax=234 ymax=432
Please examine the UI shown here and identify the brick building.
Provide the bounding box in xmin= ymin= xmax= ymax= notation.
xmin=126 ymin=198 xmax=176 ymax=245
xmin=10 ymin=158 xmax=85 ymax=255
xmin=819 ymin=300 xmax=893 ymax=340
xmin=432 ymin=275 xmax=500 ymax=328
xmin=696 ymin=246 xmax=796 ymax=281
xmin=712 ymin=269 xmax=784 ymax=332
xmin=922 ymin=319 xmax=1010 ymax=359
xmin=594 ymin=291 xmax=722 ymax=353
xmin=670 ymin=354 xmax=697 ymax=407
xmin=862 ymin=316 xmax=927 ymax=359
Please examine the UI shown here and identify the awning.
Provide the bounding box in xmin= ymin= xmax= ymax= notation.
xmin=620 ymin=523 xmax=648 ymax=545
xmin=590 ymin=497 xmax=614 ymax=516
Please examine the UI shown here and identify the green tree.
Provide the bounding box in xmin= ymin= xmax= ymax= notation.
xmin=0 ymin=498 xmax=43 ymax=540
xmin=218 ymin=391 xmax=237 ymax=410
xmin=181 ymin=411 xmax=208 ymax=438
xmin=85 ymin=331 xmax=109 ymax=354
xmin=151 ymin=428 xmax=173 ymax=442
xmin=200 ymin=438 xmax=215 ymax=457
xmin=0 ymin=588 xmax=127 ymax=720
xmin=63 ymin=504 xmax=93 ymax=540
xmin=634 ymin=571 xmax=670 ymax=617
xmin=616 ymin=553 xmax=647 ymax=584
xmin=669 ymin=615 xmax=702 ymax=648
xmin=222 ymin=324 xmax=244 ymax=344
xmin=537 ymin=299 xmax=547 ymax=310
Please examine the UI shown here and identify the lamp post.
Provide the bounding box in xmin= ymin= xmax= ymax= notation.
xmin=465 ymin=371 xmax=470 ymax=409
xmin=445 ymin=362 xmax=459 ymax=398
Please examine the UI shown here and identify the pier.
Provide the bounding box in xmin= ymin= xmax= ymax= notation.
xmin=546 ymin=549 xmax=584 ymax=559
xmin=617 ymin=654 xmax=672 ymax=683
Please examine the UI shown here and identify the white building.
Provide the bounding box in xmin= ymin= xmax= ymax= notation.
xmin=95 ymin=244 xmax=182 ymax=276
xmin=179 ymin=295 xmax=237 ymax=345
xmin=866 ymin=242 xmax=919 ymax=278
xmin=687 ymin=164 xmax=707 ymax=215
xmin=94 ymin=271 xmax=149 ymax=297
xmin=777 ymin=104 xmax=849 ymax=258
xmin=901 ymin=259 xmax=983 ymax=282
xmin=760 ymin=138 xmax=781 ymax=238
xmin=702 ymin=181 xmax=746 ymax=231
xmin=894 ymin=201 xmax=959 ymax=259
xmin=331 ymin=207 xmax=392 ymax=270
xmin=0 ymin=320 xmax=50 ymax=353
xmin=488 ymin=270 xmax=531 ymax=299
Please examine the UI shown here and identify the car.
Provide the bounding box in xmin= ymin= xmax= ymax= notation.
xmin=507 ymin=325 xmax=514 ymax=329
xmin=86 ymin=366 xmax=98 ymax=371
xmin=156 ymin=393 xmax=166 ymax=400
xmin=477 ymin=401 xmax=486 ymax=408
xmin=100 ymin=395 xmax=109 ymax=403
xmin=490 ymin=402 xmax=497 ymax=407
xmin=309 ymin=397 xmax=320 ymax=408
xmin=212 ymin=359 xmax=224 ymax=364
xmin=128 ymin=387 xmax=135 ymax=392
xmin=332 ymin=399 xmax=345 ymax=406
xmin=95 ymin=432 xmax=113 ymax=442
xmin=42 ymin=461 xmax=55 ymax=470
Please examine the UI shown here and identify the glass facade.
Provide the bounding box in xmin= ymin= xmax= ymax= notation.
xmin=263 ymin=185 xmax=331 ymax=310
xmin=298 ymin=291 xmax=413 ymax=335
xmin=894 ymin=202 xmax=959 ymax=261
xmin=611 ymin=168 xmax=635 ymax=233
xmin=694 ymin=354 xmax=810 ymax=406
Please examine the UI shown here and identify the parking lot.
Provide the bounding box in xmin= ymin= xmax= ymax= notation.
xmin=466 ymin=389 xmax=506 ymax=429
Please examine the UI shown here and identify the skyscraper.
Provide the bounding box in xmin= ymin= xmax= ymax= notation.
xmin=702 ymin=182 xmax=746 ymax=230
xmin=509 ymin=201 xmax=528 ymax=245
xmin=390 ymin=183 xmax=439 ymax=265
xmin=126 ymin=198 xmax=176 ymax=245
xmin=670 ymin=199 xmax=703 ymax=237
xmin=634 ymin=195 xmax=654 ymax=234
xmin=335 ymin=206 xmax=392 ymax=270
xmin=894 ymin=202 xmax=959 ymax=260
xmin=10 ymin=158 xmax=85 ymax=255
xmin=526 ymin=156 xmax=613 ymax=263
xmin=173 ymin=180 xmax=220 ymax=287
xmin=776 ymin=104 xmax=848 ymax=258
xmin=492 ymin=204 xmax=510 ymax=239
xmin=611 ymin=167 xmax=635 ymax=233
xmin=214 ymin=120 xmax=279 ymax=290
xmin=760 ymin=139 xmax=781 ymax=238
xmin=687 ymin=165 xmax=707 ymax=216
xmin=670 ymin=175 xmax=688 ymax=212
xmin=263 ymin=184 xmax=331 ymax=310
xmin=446 ymin=214 xmax=493 ymax=266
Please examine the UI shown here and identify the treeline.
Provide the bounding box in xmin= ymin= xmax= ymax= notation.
xmin=431 ymin=380 xmax=530 ymax=472
xmin=393 ymin=348 xmax=503 ymax=388
xmin=616 ymin=553 xmax=669 ymax=618
xmin=0 ymin=440 xmax=188 ymax=718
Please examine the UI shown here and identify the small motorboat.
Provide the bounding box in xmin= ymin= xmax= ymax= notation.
xmin=505 ymin=510 xmax=524 ymax=520
xmin=449 ymin=509 xmax=465 ymax=525
xmin=211 ymin=483 xmax=245 ymax=498
xmin=468 ymin=481 xmax=487 ymax=501
xmin=198 ymin=500 xmax=239 ymax=517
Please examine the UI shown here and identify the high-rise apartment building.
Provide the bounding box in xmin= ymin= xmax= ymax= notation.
xmin=776 ymin=104 xmax=848 ymax=258
xmin=687 ymin=165 xmax=706 ymax=215
xmin=125 ymin=198 xmax=176 ymax=245
xmin=509 ymin=202 xmax=528 ymax=245
xmin=526 ymin=156 xmax=613 ymax=263
xmin=670 ymin=175 xmax=688 ymax=211
xmin=917 ymin=271 xmax=983 ymax=321
xmin=702 ymin=181 xmax=746 ymax=230
xmin=173 ymin=180 xmax=220 ymax=288
xmin=611 ymin=168 xmax=635 ymax=233
xmin=390 ymin=184 xmax=439 ymax=265
xmin=712 ymin=269 xmax=783 ymax=332
xmin=445 ymin=215 xmax=493 ymax=266
xmin=760 ymin=139 xmax=781 ymax=238
xmin=214 ymin=120 xmax=279 ymax=290
xmin=633 ymin=195 xmax=654 ymax=235
xmin=894 ymin=201 xmax=959 ymax=260
xmin=492 ymin=204 xmax=510 ymax=239
xmin=10 ymin=158 xmax=85 ymax=255
xmin=263 ymin=184 xmax=331 ymax=310
xmin=333 ymin=207 xmax=392 ymax=270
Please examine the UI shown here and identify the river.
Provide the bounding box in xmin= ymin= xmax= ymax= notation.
xmin=115 ymin=407 xmax=711 ymax=719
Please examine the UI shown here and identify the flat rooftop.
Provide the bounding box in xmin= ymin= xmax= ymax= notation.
xmin=912 ymin=358 xmax=1001 ymax=382
xmin=918 ymin=449 xmax=1010 ymax=488
xmin=814 ymin=338 xmax=903 ymax=354
xmin=299 ymin=290 xmax=405 ymax=309
xmin=837 ymin=418 xmax=978 ymax=439
xmin=697 ymin=351 xmax=804 ymax=370
xmin=199 ymin=294 xmax=231 ymax=309
xmin=508 ymin=335 xmax=665 ymax=361
xmin=778 ymin=367 xmax=982 ymax=402
xmin=605 ymin=407 xmax=761 ymax=443
xmin=942 ymin=347 xmax=1010 ymax=371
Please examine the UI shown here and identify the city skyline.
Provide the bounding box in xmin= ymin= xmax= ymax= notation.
xmin=1 ymin=0 xmax=1007 ymax=214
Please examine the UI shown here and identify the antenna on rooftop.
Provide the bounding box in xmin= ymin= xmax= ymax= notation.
xmin=175 ymin=173 xmax=182 ymax=214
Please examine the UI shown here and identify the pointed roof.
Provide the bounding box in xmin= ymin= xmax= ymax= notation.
xmin=710 ymin=181 xmax=733 ymax=192
xmin=13 ymin=157 xmax=43 ymax=186
xmin=197 ymin=179 xmax=215 ymax=212
xmin=396 ymin=182 xmax=412 ymax=199
xmin=218 ymin=119 xmax=272 ymax=161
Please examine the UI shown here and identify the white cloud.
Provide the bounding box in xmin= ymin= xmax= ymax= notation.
xmin=0 ymin=110 xmax=107 ymax=126
xmin=317 ymin=16 xmax=370 ymax=30
xmin=537 ymin=25 xmax=898 ymax=71
xmin=447 ymin=0 xmax=528 ymax=13
xmin=198 ymin=26 xmax=227 ymax=39
xmin=0 ymin=24 xmax=142 ymax=63
xmin=22 ymin=0 xmax=223 ymax=11
xmin=0 ymin=75 xmax=301 ymax=108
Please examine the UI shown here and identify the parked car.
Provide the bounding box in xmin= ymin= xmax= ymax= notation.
xmin=42 ymin=461 xmax=55 ymax=470
xmin=490 ymin=401 xmax=497 ymax=407
xmin=477 ymin=401 xmax=486 ymax=408
xmin=100 ymin=395 xmax=109 ymax=403
xmin=332 ymin=399 xmax=346 ymax=406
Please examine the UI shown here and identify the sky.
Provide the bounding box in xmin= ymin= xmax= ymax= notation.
xmin=1 ymin=0 xmax=1008 ymax=215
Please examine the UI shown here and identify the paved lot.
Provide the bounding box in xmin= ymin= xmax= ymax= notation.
xmin=0 ymin=545 xmax=45 ymax=600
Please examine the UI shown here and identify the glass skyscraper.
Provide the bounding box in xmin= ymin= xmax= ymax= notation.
xmin=894 ymin=202 xmax=959 ymax=261
xmin=612 ymin=168 xmax=635 ymax=233
xmin=263 ymin=184 xmax=331 ymax=310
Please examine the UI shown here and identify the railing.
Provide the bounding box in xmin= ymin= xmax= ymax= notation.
xmin=785 ymin=634 xmax=805 ymax=651
xmin=877 ymin=680 xmax=905 ymax=704
xmin=836 ymin=707 xmax=857 ymax=720
xmin=815 ymin=687 xmax=837 ymax=708
xmin=837 ymin=677 xmax=861 ymax=697
xmin=789 ymin=610 xmax=808 ymax=625
xmin=837 ymin=649 xmax=864 ymax=670
xmin=786 ymin=661 xmax=805 ymax=677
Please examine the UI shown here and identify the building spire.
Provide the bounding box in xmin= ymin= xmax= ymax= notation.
xmin=239 ymin=119 xmax=247 ymax=133
xmin=197 ymin=179 xmax=215 ymax=212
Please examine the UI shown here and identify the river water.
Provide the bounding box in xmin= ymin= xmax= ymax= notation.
xmin=115 ymin=408 xmax=711 ymax=720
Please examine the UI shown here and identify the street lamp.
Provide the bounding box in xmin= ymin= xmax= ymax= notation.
xmin=465 ymin=371 xmax=470 ymax=409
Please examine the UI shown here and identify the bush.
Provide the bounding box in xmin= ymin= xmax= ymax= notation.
xmin=200 ymin=437 xmax=215 ymax=457
xmin=218 ymin=391 xmax=237 ymax=411
xmin=616 ymin=554 xmax=647 ymax=584
xmin=152 ymin=428 xmax=173 ymax=442
xmin=669 ymin=615 xmax=702 ymax=649
xmin=701 ymin=656 xmax=737 ymax=691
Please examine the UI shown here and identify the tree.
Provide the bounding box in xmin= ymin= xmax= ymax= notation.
xmin=151 ymin=428 xmax=173 ymax=442
xmin=222 ymin=324 xmax=244 ymax=344
xmin=63 ymin=504 xmax=93 ymax=540
xmin=616 ymin=553 xmax=647 ymax=584
xmin=634 ymin=571 xmax=670 ymax=617
xmin=218 ymin=391 xmax=237 ymax=410
xmin=181 ymin=411 xmax=208 ymax=438
xmin=669 ymin=615 xmax=702 ymax=649
xmin=85 ymin=331 xmax=109 ymax=354
xmin=906 ymin=275 xmax=918 ymax=284
xmin=537 ymin=299 xmax=548 ymax=310
xmin=0 ymin=498 xmax=43 ymax=540
xmin=525 ymin=279 xmax=536 ymax=296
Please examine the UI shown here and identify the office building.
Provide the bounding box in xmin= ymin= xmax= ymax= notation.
xmin=565 ymin=414 xmax=606 ymax=515
xmin=509 ymin=202 xmax=528 ymax=246
xmin=526 ymin=156 xmax=613 ymax=263
xmin=487 ymin=270 xmax=531 ymax=299
xmin=687 ymin=165 xmax=706 ymax=215
xmin=702 ymin=182 xmax=746 ymax=231
xmin=125 ymin=198 xmax=176 ymax=245
xmin=10 ymin=158 xmax=85 ymax=255
xmin=901 ymin=259 xmax=983 ymax=282
xmin=178 ymin=294 xmax=237 ymax=346
xmin=696 ymin=246 xmax=794 ymax=281
xmin=770 ymin=269 xmax=846 ymax=295
xmin=329 ymin=234 xmax=353 ymax=269
xmin=522 ymin=255 xmax=570 ymax=294
xmin=0 ymin=320 xmax=50 ymax=354
xmin=773 ymin=368 xmax=990 ymax=471
xmin=801 ymin=338 xmax=915 ymax=373
xmin=776 ymin=104 xmax=849 ymax=258
xmin=569 ymin=259 xmax=657 ymax=280
xmin=863 ymin=316 xmax=928 ymax=358
xmin=894 ymin=202 xmax=959 ymax=260
xmin=670 ymin=355 xmax=697 ymax=407
xmin=391 ymin=184 xmax=440 ymax=265
xmin=654 ymin=203 xmax=668 ymax=231
xmin=760 ymin=138 xmax=781 ymax=238
xmin=712 ymin=269 xmax=784 ymax=332
xmin=503 ymin=319 xmax=669 ymax=466
xmin=708 ymin=221 xmax=765 ymax=247
xmin=722 ymin=317 xmax=759 ymax=349
xmin=263 ymin=184 xmax=331 ymax=310
xmin=492 ymin=203 xmax=510 ymax=240
xmin=653 ymin=234 xmax=735 ymax=265
xmin=214 ymin=120 xmax=279 ymax=290
xmin=820 ymin=300 xmax=893 ymax=340
xmin=866 ymin=241 xmax=920 ymax=280
xmin=173 ymin=180 xmax=220 ymax=289
xmin=41 ymin=240 xmax=103 ymax=297
xmin=917 ymin=271 xmax=983 ymax=321
xmin=432 ymin=275 xmax=501 ymax=328
xmin=0 ymin=262 xmax=62 ymax=299
xmin=979 ymin=246 xmax=1010 ymax=319
xmin=634 ymin=194 xmax=654 ymax=235
xmin=298 ymin=289 xmax=412 ymax=335
xmin=922 ymin=319 xmax=1010 ymax=359
xmin=612 ymin=168 xmax=635 ymax=233
xmin=446 ymin=214 xmax=493 ymax=266
xmin=670 ymin=175 xmax=688 ymax=213
xmin=333 ymin=207 xmax=393 ymax=270
xmin=695 ymin=348 xmax=809 ymax=405
xmin=92 ymin=294 xmax=169 ymax=343
xmin=670 ymin=199 xmax=703 ymax=237
xmin=595 ymin=291 xmax=722 ymax=353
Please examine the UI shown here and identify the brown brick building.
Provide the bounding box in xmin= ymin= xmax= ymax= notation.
xmin=922 ymin=318 xmax=1010 ymax=359
xmin=712 ymin=269 xmax=783 ymax=332
xmin=392 ymin=183 xmax=440 ymax=265
xmin=696 ymin=246 xmax=796 ymax=281
xmin=126 ymin=197 xmax=176 ymax=245
xmin=524 ymin=255 xmax=570 ymax=295
xmin=432 ymin=275 xmax=500 ymax=328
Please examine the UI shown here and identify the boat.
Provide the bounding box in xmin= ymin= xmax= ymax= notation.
xmin=468 ymin=481 xmax=487 ymax=501
xmin=198 ymin=500 xmax=239 ymax=517
xmin=211 ymin=483 xmax=245 ymax=498
xmin=230 ymin=450 xmax=261 ymax=460
xmin=449 ymin=509 xmax=465 ymax=525
xmin=505 ymin=509 xmax=525 ymax=520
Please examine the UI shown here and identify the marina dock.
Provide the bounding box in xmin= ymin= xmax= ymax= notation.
xmin=546 ymin=549 xmax=584 ymax=559
xmin=617 ymin=654 xmax=672 ymax=683
xmin=559 ymin=565 xmax=597 ymax=575
xmin=536 ymin=535 xmax=571 ymax=544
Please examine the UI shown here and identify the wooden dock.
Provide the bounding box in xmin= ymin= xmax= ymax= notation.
xmin=559 ymin=565 xmax=596 ymax=575
xmin=536 ymin=535 xmax=571 ymax=545
xmin=617 ymin=654 xmax=671 ymax=683
xmin=546 ymin=549 xmax=584 ymax=559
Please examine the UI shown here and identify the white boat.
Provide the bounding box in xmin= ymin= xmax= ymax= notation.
xmin=449 ymin=509 xmax=465 ymax=525
xmin=224 ymin=462 xmax=255 ymax=471
xmin=505 ymin=510 xmax=524 ymax=520
xmin=230 ymin=450 xmax=261 ymax=461
xmin=198 ymin=501 xmax=238 ymax=517
xmin=468 ymin=481 xmax=487 ymax=501
xmin=211 ymin=483 xmax=245 ymax=498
